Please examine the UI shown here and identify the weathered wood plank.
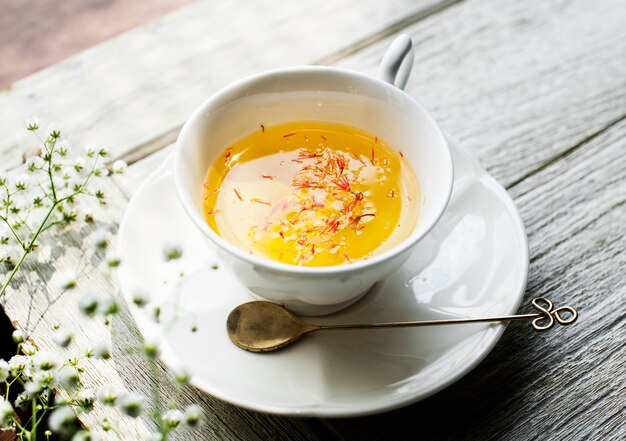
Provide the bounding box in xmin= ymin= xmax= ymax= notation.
xmin=325 ymin=113 xmax=626 ymax=441
xmin=333 ymin=0 xmax=626 ymax=187
xmin=0 ymin=0 xmax=454 ymax=171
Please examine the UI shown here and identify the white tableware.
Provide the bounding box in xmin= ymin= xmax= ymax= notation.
xmin=174 ymin=34 xmax=454 ymax=315
xmin=117 ymin=137 xmax=528 ymax=417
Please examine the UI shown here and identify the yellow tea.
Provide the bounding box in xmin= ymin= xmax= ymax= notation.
xmin=202 ymin=121 xmax=419 ymax=266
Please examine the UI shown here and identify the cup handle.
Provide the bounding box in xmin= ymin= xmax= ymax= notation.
xmin=376 ymin=34 xmax=414 ymax=90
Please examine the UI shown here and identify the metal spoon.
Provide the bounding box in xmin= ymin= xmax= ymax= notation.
xmin=226 ymin=297 xmax=578 ymax=352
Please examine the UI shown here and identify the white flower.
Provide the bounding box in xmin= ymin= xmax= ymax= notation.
xmin=162 ymin=409 xmax=184 ymax=429
xmin=79 ymin=292 xmax=99 ymax=317
xmin=183 ymin=404 xmax=203 ymax=427
xmin=13 ymin=392 xmax=29 ymax=411
xmin=98 ymin=297 xmax=120 ymax=316
xmin=47 ymin=122 xmax=62 ymax=138
xmin=32 ymin=351 xmax=61 ymax=371
xmin=105 ymin=251 xmax=121 ymax=268
xmin=131 ymin=288 xmax=150 ymax=308
xmin=92 ymin=341 xmax=112 ymax=360
xmin=34 ymin=369 xmax=56 ymax=386
xmin=57 ymin=141 xmax=72 ymax=157
xmin=142 ymin=335 xmax=160 ymax=358
xmin=0 ymin=397 xmax=14 ymax=426
xmin=94 ymin=167 xmax=109 ymax=178
xmin=90 ymin=229 xmax=108 ymax=249
xmin=58 ymin=271 xmax=77 ymax=290
xmin=24 ymin=116 xmax=40 ymax=131
xmin=111 ymin=160 xmax=127 ymax=174
xmin=13 ymin=174 xmax=30 ymax=191
xmin=11 ymin=330 xmax=24 ymax=343
xmin=8 ymin=355 xmax=27 ymax=375
xmin=48 ymin=405 xmax=75 ymax=433
xmin=24 ymin=380 xmax=45 ymax=397
xmin=72 ymin=431 xmax=97 ymax=441
xmin=163 ymin=242 xmax=183 ymax=261
xmin=97 ymin=147 xmax=109 ymax=157
xmin=117 ymin=392 xmax=145 ymax=418
xmin=0 ymin=169 xmax=7 ymax=185
xmin=76 ymin=388 xmax=96 ymax=409
xmin=21 ymin=341 xmax=37 ymax=356
xmin=0 ymin=359 xmax=10 ymax=382
xmin=58 ymin=366 xmax=79 ymax=389
xmin=26 ymin=156 xmax=44 ymax=172
xmin=53 ymin=328 xmax=74 ymax=348
xmin=84 ymin=145 xmax=97 ymax=158
xmin=170 ymin=364 xmax=190 ymax=386
xmin=97 ymin=384 xmax=121 ymax=406
xmin=74 ymin=157 xmax=87 ymax=174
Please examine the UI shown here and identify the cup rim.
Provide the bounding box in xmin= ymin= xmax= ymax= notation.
xmin=174 ymin=65 xmax=453 ymax=275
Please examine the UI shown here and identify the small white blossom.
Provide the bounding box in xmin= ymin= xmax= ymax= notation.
xmin=24 ymin=380 xmax=45 ymax=397
xmin=74 ymin=157 xmax=87 ymax=174
xmin=142 ymin=335 xmax=160 ymax=358
xmin=95 ymin=167 xmax=109 ymax=178
xmin=170 ymin=364 xmax=190 ymax=386
xmin=0 ymin=397 xmax=14 ymax=427
xmin=79 ymin=292 xmax=99 ymax=317
xmin=48 ymin=405 xmax=75 ymax=433
xmin=163 ymin=242 xmax=183 ymax=261
xmin=84 ymin=145 xmax=97 ymax=158
xmin=58 ymin=366 xmax=80 ymax=389
xmin=0 ymin=169 xmax=7 ymax=185
xmin=72 ymin=430 xmax=97 ymax=441
xmin=90 ymin=229 xmax=109 ymax=249
xmin=162 ymin=409 xmax=184 ymax=429
xmin=0 ymin=359 xmax=9 ymax=382
xmin=98 ymin=147 xmax=109 ymax=157
xmin=76 ymin=388 xmax=96 ymax=409
xmin=47 ymin=123 xmax=62 ymax=139
xmin=105 ymin=251 xmax=121 ymax=268
xmin=11 ymin=330 xmax=24 ymax=343
xmin=14 ymin=174 xmax=30 ymax=191
xmin=117 ymin=392 xmax=145 ymax=418
xmin=58 ymin=271 xmax=77 ymax=290
xmin=24 ymin=116 xmax=40 ymax=131
xmin=131 ymin=288 xmax=150 ymax=308
xmin=111 ymin=160 xmax=127 ymax=174
xmin=53 ymin=327 xmax=74 ymax=348
xmin=97 ymin=385 xmax=121 ymax=406
xmin=92 ymin=341 xmax=112 ymax=360
xmin=21 ymin=341 xmax=37 ymax=356
xmin=14 ymin=391 xmax=30 ymax=411
xmin=26 ymin=155 xmax=44 ymax=172
xmin=183 ymin=404 xmax=203 ymax=427
xmin=57 ymin=141 xmax=72 ymax=157
xmin=8 ymin=355 xmax=27 ymax=376
xmin=32 ymin=351 xmax=61 ymax=371
xmin=99 ymin=297 xmax=120 ymax=316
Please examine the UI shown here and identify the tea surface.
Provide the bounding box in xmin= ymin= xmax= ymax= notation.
xmin=202 ymin=121 xmax=419 ymax=266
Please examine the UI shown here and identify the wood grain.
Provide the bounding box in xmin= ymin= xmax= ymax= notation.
xmin=333 ymin=0 xmax=626 ymax=188
xmin=0 ymin=0 xmax=451 ymax=171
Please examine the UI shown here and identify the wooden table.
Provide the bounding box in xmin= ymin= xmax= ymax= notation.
xmin=1 ymin=0 xmax=624 ymax=439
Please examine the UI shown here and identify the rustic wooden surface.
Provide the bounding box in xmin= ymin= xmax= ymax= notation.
xmin=1 ymin=0 xmax=625 ymax=439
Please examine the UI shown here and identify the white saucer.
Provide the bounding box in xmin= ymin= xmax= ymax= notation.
xmin=117 ymin=138 xmax=528 ymax=417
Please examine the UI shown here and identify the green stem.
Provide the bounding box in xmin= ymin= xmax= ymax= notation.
xmin=0 ymin=201 xmax=57 ymax=300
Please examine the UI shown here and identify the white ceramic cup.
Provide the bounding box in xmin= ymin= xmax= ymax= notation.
xmin=175 ymin=35 xmax=453 ymax=316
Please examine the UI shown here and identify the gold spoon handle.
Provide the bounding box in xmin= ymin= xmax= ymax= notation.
xmin=315 ymin=297 xmax=578 ymax=332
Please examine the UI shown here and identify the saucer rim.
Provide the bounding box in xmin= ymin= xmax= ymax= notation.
xmin=117 ymin=138 xmax=528 ymax=417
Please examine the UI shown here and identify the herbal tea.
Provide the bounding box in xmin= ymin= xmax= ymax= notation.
xmin=202 ymin=121 xmax=419 ymax=266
